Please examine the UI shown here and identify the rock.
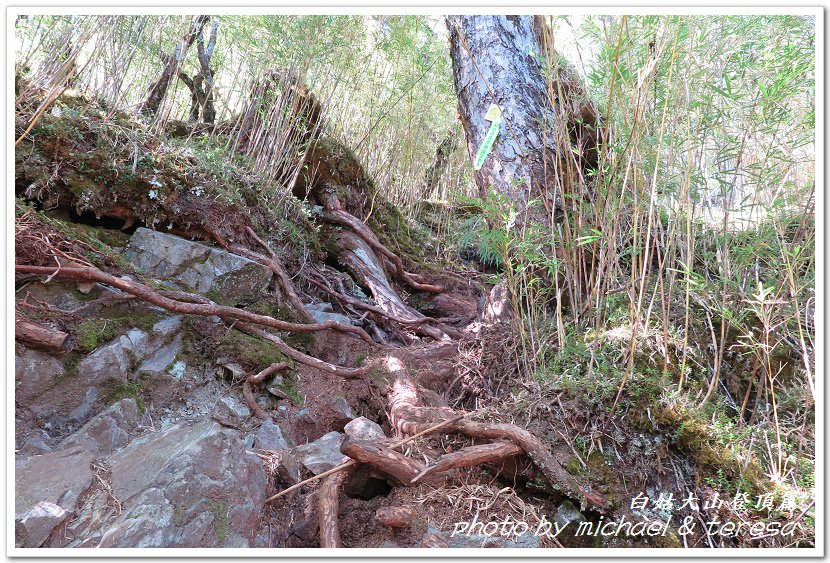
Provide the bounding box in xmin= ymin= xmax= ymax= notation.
xmin=67 ymin=388 xmax=100 ymax=422
xmin=124 ymin=228 xmax=271 ymax=303
xmin=213 ymin=395 xmax=251 ymax=420
xmin=152 ymin=315 xmax=182 ymax=337
xmin=292 ymin=407 xmax=314 ymax=424
xmin=375 ymin=506 xmax=415 ymax=529
xmin=137 ymin=335 xmax=182 ymax=373
xmin=344 ymin=417 xmax=385 ymax=442
xmin=58 ymin=398 xmax=139 ymax=455
xmin=223 ymin=533 xmax=250 ymax=548
xmin=15 ymin=448 xmax=95 ymax=514
xmin=15 ymin=348 xmax=65 ymax=404
xmin=294 ymin=431 xmax=347 ymax=474
xmin=99 ymin=419 xmax=265 ymax=547
xmin=553 ymin=499 xmax=585 ymax=529
xmin=422 ymin=524 xmax=540 ymax=548
xmin=18 ymin=430 xmax=53 ymax=456
xmin=15 ymin=501 xmax=68 ymax=547
xmin=76 ymin=329 xmax=149 ymax=384
xmin=305 ymin=302 xmax=355 ymax=326
xmin=97 ymin=516 xmax=167 ymax=548
xmin=326 ymin=396 xmax=354 ymax=424
xmin=255 ymin=419 xmax=289 ymax=451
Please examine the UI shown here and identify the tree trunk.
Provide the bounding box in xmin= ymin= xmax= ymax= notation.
xmin=140 ymin=15 xmax=209 ymax=117
xmin=446 ymin=15 xmax=559 ymax=223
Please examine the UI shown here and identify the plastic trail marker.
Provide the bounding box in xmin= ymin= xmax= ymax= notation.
xmin=474 ymin=104 xmax=502 ymax=170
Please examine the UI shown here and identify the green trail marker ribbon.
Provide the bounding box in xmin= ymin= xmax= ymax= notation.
xmin=474 ymin=104 xmax=502 ymax=171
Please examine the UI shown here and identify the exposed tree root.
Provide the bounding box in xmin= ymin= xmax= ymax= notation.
xmin=243 ymin=362 xmax=290 ymax=420
xmin=305 ymin=272 xmax=462 ymax=340
xmin=14 ymin=264 xmax=375 ymax=344
xmin=226 ymin=226 xmax=315 ymax=324
xmin=410 ymin=441 xmax=523 ymax=484
xmin=318 ymin=465 xmax=353 ymax=548
xmin=237 ymin=324 xmax=373 ymax=378
xmin=321 ymin=207 xmax=442 ymax=293
xmin=383 ymin=355 xmax=607 ymax=511
xmin=331 ymin=231 xmax=450 ymax=342
xmin=340 ymin=437 xmax=426 ymax=486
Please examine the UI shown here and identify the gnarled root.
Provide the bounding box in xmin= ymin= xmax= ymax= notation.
xmin=243 ymin=362 xmax=289 ymax=420
xmin=14 ymin=264 xmax=376 ymax=344
xmin=384 ymin=355 xmax=607 ymax=511
xmin=321 ymin=208 xmax=442 ymax=293
xmin=340 ymin=437 xmax=426 ymax=485
xmin=318 ymin=464 xmax=353 ymax=548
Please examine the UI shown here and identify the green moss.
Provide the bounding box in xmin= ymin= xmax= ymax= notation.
xmin=101 ymin=381 xmax=145 ymax=414
xmin=269 ymin=371 xmax=304 ymax=406
xmin=205 ymin=499 xmax=230 ymax=545
xmin=215 ymin=330 xmax=291 ymax=373
xmin=565 ymin=456 xmax=582 ymax=476
xmin=75 ymin=318 xmax=120 ymax=353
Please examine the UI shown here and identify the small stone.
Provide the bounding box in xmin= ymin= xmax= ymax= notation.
xmin=292 ymin=408 xmax=313 ymax=423
xmin=255 ymin=419 xmax=289 ymax=451
xmin=294 ymin=432 xmax=346 ymax=474
xmin=375 ymin=506 xmax=415 ymax=529
xmin=344 ymin=417 xmax=385 ymax=441
xmin=553 ymin=499 xmax=585 ymax=529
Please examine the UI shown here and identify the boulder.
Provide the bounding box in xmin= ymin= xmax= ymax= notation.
xmin=58 ymin=398 xmax=139 ymax=455
xmin=294 ymin=431 xmax=347 ymax=475
xmin=15 ymin=448 xmax=95 ymax=515
xmin=15 ymin=501 xmax=69 ymax=547
xmin=124 ymin=228 xmax=271 ymax=303
xmin=96 ymin=419 xmax=265 ymax=547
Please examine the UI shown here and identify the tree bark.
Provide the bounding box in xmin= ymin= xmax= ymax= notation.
xmin=447 ymin=15 xmax=559 ymax=223
xmin=15 ymin=319 xmax=69 ymax=351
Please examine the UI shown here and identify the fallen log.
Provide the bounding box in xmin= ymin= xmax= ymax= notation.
xmin=15 ymin=318 xmax=69 ymax=351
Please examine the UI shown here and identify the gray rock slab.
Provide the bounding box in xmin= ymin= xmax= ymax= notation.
xmin=254 ymin=419 xmax=289 ymax=451
xmin=124 ymin=228 xmax=271 ymax=303
xmin=15 ymin=348 xmax=65 ymax=404
xmin=152 ymin=315 xmax=182 ymax=337
xmin=294 ymin=431 xmax=347 ymax=475
xmin=15 ymin=448 xmax=95 ymax=514
xmin=137 ymin=335 xmax=182 ymax=373
xmin=99 ymin=418 xmax=266 ymax=548
xmin=15 ymin=501 xmax=68 ymax=547
xmin=59 ymin=398 xmax=139 ymax=455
